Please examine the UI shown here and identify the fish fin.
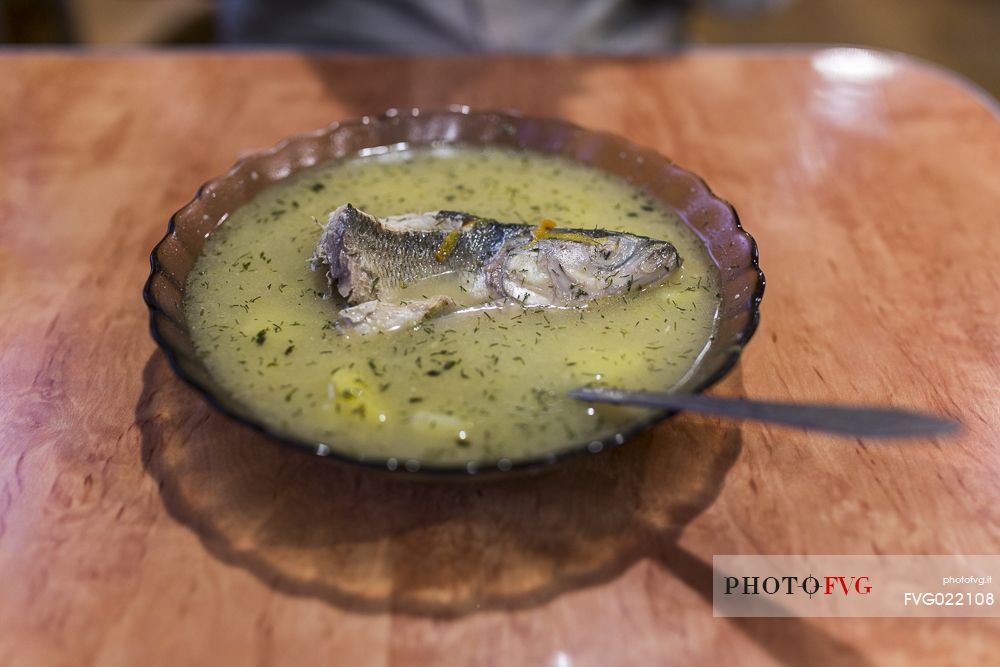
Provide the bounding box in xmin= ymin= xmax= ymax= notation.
xmin=337 ymin=295 xmax=456 ymax=335
xmin=381 ymin=211 xmax=462 ymax=233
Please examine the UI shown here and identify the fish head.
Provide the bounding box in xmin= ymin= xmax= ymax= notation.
xmin=490 ymin=233 xmax=680 ymax=305
xmin=569 ymin=234 xmax=680 ymax=294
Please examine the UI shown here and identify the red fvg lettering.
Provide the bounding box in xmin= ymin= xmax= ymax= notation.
xmin=824 ymin=576 xmax=872 ymax=595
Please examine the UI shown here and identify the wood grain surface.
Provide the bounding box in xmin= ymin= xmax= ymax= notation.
xmin=2 ymin=49 xmax=999 ymax=667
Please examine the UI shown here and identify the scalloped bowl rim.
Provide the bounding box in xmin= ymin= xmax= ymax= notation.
xmin=143 ymin=106 xmax=765 ymax=477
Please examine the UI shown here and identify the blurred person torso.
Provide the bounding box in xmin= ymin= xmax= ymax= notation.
xmin=219 ymin=0 xmax=776 ymax=52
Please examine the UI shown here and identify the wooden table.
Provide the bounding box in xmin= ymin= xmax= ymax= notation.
xmin=2 ymin=49 xmax=999 ymax=666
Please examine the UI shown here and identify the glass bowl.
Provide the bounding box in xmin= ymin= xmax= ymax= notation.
xmin=143 ymin=107 xmax=764 ymax=477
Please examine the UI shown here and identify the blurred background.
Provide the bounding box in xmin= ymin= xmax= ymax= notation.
xmin=2 ymin=0 xmax=997 ymax=97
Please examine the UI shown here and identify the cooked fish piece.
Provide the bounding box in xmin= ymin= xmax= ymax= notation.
xmin=337 ymin=295 xmax=456 ymax=335
xmin=311 ymin=204 xmax=680 ymax=308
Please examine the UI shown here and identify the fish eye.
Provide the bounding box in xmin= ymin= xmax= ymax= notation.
xmin=597 ymin=240 xmax=620 ymax=262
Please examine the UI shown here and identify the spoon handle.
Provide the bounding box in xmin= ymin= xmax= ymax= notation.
xmin=568 ymin=388 xmax=959 ymax=438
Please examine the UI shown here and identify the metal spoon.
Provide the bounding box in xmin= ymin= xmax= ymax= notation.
xmin=568 ymin=387 xmax=959 ymax=438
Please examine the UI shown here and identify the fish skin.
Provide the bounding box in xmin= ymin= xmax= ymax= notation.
xmin=311 ymin=204 xmax=524 ymax=304
xmin=311 ymin=204 xmax=681 ymax=313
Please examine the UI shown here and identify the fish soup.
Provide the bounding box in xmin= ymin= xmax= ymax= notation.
xmin=185 ymin=146 xmax=721 ymax=465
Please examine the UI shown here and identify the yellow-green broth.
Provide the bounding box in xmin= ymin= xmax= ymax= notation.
xmin=185 ymin=146 xmax=720 ymax=465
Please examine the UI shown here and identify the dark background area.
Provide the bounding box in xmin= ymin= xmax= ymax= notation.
xmin=2 ymin=0 xmax=998 ymax=98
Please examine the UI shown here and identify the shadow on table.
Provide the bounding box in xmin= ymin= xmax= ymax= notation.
xmin=136 ymin=351 xmax=738 ymax=616
xmin=136 ymin=351 xmax=871 ymax=666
